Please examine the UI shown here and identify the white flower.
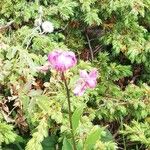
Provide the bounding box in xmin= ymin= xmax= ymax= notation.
xmin=41 ymin=21 xmax=54 ymax=33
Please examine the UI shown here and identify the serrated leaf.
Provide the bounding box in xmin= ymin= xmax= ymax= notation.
xmin=36 ymin=95 xmax=50 ymax=113
xmin=84 ymin=126 xmax=101 ymax=150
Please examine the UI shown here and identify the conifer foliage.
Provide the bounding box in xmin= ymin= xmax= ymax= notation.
xmin=0 ymin=0 xmax=150 ymax=149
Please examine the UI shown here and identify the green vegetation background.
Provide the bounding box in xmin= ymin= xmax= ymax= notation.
xmin=0 ymin=0 xmax=150 ymax=149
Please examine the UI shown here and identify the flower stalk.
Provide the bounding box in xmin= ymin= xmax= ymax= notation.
xmin=62 ymin=72 xmax=77 ymax=150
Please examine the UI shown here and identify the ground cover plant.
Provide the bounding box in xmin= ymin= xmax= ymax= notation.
xmin=0 ymin=0 xmax=150 ymax=149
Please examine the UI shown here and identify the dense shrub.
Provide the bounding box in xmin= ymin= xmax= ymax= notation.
xmin=0 ymin=0 xmax=150 ymax=149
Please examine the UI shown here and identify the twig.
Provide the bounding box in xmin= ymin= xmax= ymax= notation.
xmin=0 ymin=20 xmax=14 ymax=32
xmin=120 ymin=117 xmax=126 ymax=150
xmin=22 ymin=27 xmax=38 ymax=48
xmin=129 ymin=75 xmax=140 ymax=84
xmin=86 ymin=33 xmax=94 ymax=62
xmin=25 ymin=33 xmax=35 ymax=49
xmin=7 ymin=106 xmax=18 ymax=117
xmin=113 ymin=130 xmax=120 ymax=138
xmin=94 ymin=45 xmax=103 ymax=54
xmin=57 ymin=22 xmax=69 ymax=32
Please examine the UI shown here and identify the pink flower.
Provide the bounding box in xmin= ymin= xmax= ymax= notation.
xmin=48 ymin=50 xmax=77 ymax=72
xmin=73 ymin=69 xmax=98 ymax=96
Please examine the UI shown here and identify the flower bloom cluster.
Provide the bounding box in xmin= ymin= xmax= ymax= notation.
xmin=37 ymin=49 xmax=98 ymax=95
xmin=73 ymin=69 xmax=98 ymax=96
xmin=48 ymin=50 xmax=77 ymax=72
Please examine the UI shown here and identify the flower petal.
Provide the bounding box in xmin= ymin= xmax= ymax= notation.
xmin=86 ymin=80 xmax=97 ymax=88
xmin=80 ymin=70 xmax=88 ymax=78
xmin=89 ymin=69 xmax=98 ymax=79
xmin=73 ymin=81 xmax=87 ymax=96
xmin=48 ymin=50 xmax=77 ymax=72
xmin=42 ymin=21 xmax=54 ymax=33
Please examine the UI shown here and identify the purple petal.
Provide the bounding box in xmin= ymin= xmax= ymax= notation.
xmin=48 ymin=51 xmax=57 ymax=64
xmin=80 ymin=70 xmax=88 ymax=78
xmin=48 ymin=50 xmax=77 ymax=72
xmin=86 ymin=80 xmax=97 ymax=88
xmin=73 ymin=82 xmax=87 ymax=96
xmin=89 ymin=69 xmax=98 ymax=79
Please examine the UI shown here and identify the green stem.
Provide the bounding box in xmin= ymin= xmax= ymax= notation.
xmin=16 ymin=143 xmax=23 ymax=150
xmin=120 ymin=117 xmax=126 ymax=150
xmin=62 ymin=72 xmax=77 ymax=150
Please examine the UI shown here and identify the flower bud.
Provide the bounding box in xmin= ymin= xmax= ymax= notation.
xmin=48 ymin=50 xmax=77 ymax=72
xmin=41 ymin=21 xmax=54 ymax=33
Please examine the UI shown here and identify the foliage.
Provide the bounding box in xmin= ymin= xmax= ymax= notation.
xmin=0 ymin=0 xmax=150 ymax=149
xmin=25 ymin=117 xmax=48 ymax=150
xmin=121 ymin=120 xmax=150 ymax=148
xmin=0 ymin=122 xmax=17 ymax=145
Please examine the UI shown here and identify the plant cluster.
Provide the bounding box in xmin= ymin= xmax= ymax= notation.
xmin=0 ymin=0 xmax=150 ymax=149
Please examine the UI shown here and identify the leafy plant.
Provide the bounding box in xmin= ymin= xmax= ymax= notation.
xmin=1 ymin=0 xmax=150 ymax=149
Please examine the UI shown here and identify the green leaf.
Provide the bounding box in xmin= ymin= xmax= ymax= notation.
xmin=42 ymin=136 xmax=57 ymax=150
xmin=0 ymin=122 xmax=17 ymax=144
xmin=62 ymin=138 xmax=73 ymax=150
xmin=36 ymin=95 xmax=50 ymax=113
xmin=6 ymin=47 xmax=17 ymax=60
xmin=25 ymin=118 xmax=48 ymax=150
xmin=101 ymin=129 xmax=114 ymax=142
xmin=72 ymin=106 xmax=84 ymax=132
xmin=84 ymin=126 xmax=101 ymax=150
xmin=76 ymin=140 xmax=83 ymax=150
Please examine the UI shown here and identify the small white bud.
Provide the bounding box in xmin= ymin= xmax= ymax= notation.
xmin=41 ymin=21 xmax=54 ymax=33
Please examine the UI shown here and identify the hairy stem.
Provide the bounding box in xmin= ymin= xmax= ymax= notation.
xmin=62 ymin=72 xmax=77 ymax=150
xmin=86 ymin=33 xmax=93 ymax=63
